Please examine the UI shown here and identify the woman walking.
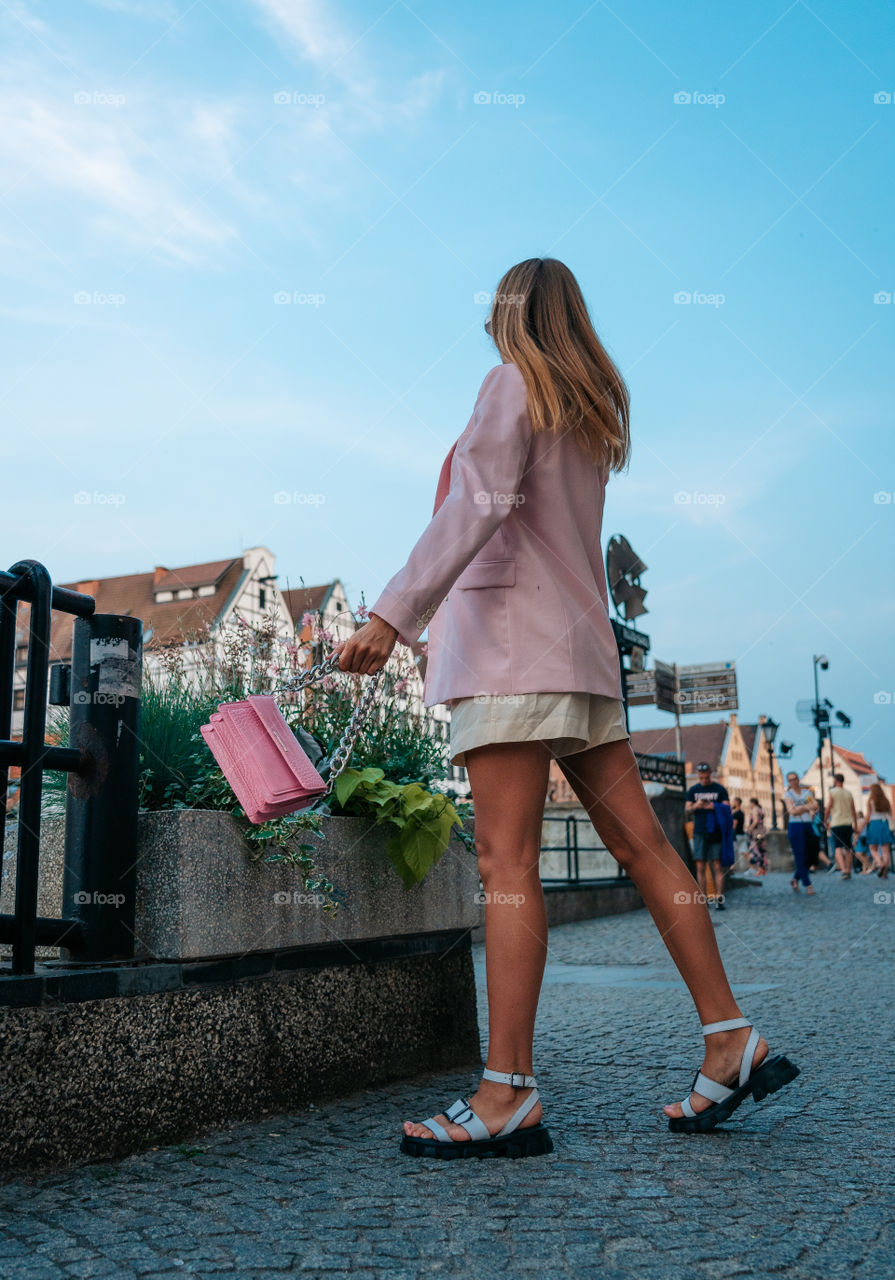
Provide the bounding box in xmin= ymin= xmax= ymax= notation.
xmin=864 ymin=783 xmax=892 ymax=878
xmin=783 ymin=771 xmax=818 ymax=895
xmin=746 ymin=797 xmax=768 ymax=875
xmin=333 ymin=258 xmax=799 ymax=1158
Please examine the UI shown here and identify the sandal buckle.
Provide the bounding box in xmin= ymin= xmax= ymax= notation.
xmin=509 ymin=1071 xmax=527 ymax=1089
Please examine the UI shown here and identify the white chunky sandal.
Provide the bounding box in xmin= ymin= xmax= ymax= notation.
xmin=399 ymin=1067 xmax=554 ymax=1160
xmin=668 ymin=1016 xmax=800 ymax=1134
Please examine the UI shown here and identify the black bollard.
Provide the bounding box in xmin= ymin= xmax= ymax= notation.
xmin=62 ymin=614 xmax=142 ymax=962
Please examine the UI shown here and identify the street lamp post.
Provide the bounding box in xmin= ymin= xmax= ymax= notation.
xmin=761 ymin=716 xmax=780 ymax=830
xmin=813 ymin=656 xmax=830 ymax=854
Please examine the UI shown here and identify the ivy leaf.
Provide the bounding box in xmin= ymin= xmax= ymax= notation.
xmin=399 ymin=782 xmax=437 ymax=815
xmin=384 ymin=830 xmax=418 ymax=890
xmin=333 ymin=767 xmax=380 ymax=806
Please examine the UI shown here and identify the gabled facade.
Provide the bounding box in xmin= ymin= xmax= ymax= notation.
xmin=10 ymin=551 xmax=466 ymax=807
xmin=545 ymin=712 xmax=789 ymax=820
xmin=802 ymin=740 xmax=894 ymax=821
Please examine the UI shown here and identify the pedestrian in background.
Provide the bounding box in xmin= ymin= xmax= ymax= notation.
xmin=746 ymin=798 xmax=768 ymax=875
xmin=784 ymin=771 xmax=817 ymax=896
xmin=731 ymin=798 xmax=748 ymax=865
xmin=825 ymin=773 xmax=857 ymax=879
xmin=806 ymin=796 xmax=833 ymax=871
xmin=685 ymin=762 xmax=731 ymax=909
xmin=854 ymin=818 xmax=874 ymax=874
xmin=864 ymin=783 xmax=892 ymax=879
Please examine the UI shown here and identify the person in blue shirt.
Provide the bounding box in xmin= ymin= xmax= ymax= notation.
xmin=686 ymin=762 xmax=731 ymax=910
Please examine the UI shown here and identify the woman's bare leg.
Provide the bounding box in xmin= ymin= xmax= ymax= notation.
xmin=556 ymin=738 xmax=768 ymax=1118
xmin=403 ymin=741 xmax=552 ymax=1141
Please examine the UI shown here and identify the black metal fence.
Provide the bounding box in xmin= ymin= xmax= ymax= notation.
xmin=540 ymin=814 xmax=625 ymax=883
xmin=0 ymin=560 xmax=142 ymax=975
xmin=540 ymin=751 xmax=686 ymax=884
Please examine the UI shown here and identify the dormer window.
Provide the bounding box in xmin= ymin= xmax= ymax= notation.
xmin=154 ymin=590 xmax=174 ymax=603
xmin=198 ymin=584 xmax=215 ymax=597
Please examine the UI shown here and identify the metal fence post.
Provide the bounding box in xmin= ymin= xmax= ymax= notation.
xmin=62 ymin=614 xmax=142 ymax=962
xmin=6 ymin=562 xmax=52 ymax=972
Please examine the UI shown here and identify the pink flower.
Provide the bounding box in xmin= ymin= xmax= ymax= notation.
xmin=355 ymin=604 xmax=369 ymax=619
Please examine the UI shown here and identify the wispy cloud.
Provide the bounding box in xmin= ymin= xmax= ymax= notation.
xmin=0 ymin=91 xmax=236 ymax=263
xmin=250 ymin=0 xmax=450 ymax=131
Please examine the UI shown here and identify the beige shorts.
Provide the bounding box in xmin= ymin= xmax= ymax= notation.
xmin=448 ymin=690 xmax=630 ymax=768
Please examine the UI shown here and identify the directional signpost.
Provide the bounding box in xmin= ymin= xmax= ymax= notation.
xmin=618 ymin=658 xmax=739 ymax=761
xmin=604 ymin=532 xmax=739 ymax=765
xmin=675 ymin=661 xmax=738 ymax=714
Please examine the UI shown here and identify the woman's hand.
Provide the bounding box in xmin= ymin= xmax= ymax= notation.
xmin=331 ymin=612 xmax=398 ymax=676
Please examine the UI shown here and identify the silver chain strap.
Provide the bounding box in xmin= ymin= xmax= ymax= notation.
xmin=272 ymin=651 xmax=381 ymax=796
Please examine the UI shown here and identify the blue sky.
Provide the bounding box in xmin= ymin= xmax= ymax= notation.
xmin=2 ymin=0 xmax=893 ymax=774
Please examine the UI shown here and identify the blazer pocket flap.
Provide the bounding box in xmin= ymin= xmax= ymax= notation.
xmin=455 ymin=558 xmax=516 ymax=589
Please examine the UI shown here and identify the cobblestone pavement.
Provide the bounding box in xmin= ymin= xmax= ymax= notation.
xmin=1 ymin=871 xmax=893 ymax=1280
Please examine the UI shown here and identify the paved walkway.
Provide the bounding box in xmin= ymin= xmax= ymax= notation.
xmin=1 ymin=871 xmax=893 ymax=1279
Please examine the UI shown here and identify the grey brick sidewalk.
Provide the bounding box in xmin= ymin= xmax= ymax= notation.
xmin=1 ymin=871 xmax=893 ymax=1279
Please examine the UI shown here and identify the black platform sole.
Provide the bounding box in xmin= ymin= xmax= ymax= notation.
xmin=400 ymin=1122 xmax=554 ymax=1160
xmin=668 ymin=1054 xmax=800 ymax=1134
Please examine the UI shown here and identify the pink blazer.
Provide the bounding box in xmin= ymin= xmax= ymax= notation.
xmin=369 ymin=362 xmax=623 ymax=708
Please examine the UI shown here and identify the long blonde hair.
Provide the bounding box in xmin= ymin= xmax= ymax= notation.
xmin=488 ymin=258 xmax=630 ymax=473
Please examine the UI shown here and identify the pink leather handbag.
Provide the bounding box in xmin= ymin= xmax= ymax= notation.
xmin=200 ymin=651 xmax=381 ymax=823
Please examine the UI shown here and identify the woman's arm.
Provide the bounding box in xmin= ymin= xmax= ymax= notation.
xmin=364 ymin=363 xmax=533 ymax=648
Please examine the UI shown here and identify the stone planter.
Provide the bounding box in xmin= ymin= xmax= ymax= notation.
xmin=2 ymin=810 xmax=482 ymax=962
xmin=0 ymin=810 xmax=483 ymax=1176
